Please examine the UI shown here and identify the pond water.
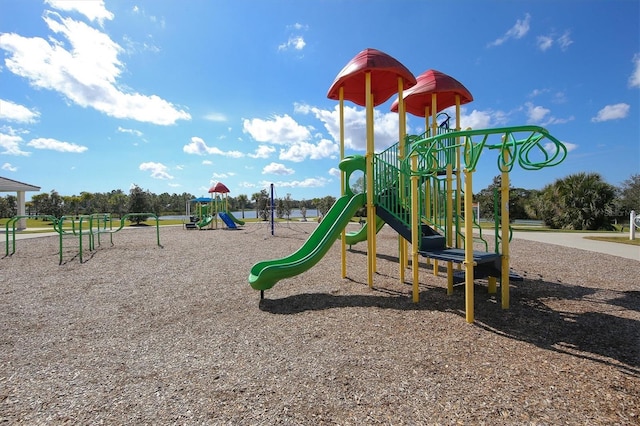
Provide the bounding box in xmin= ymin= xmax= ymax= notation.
xmin=160 ymin=209 xmax=319 ymax=221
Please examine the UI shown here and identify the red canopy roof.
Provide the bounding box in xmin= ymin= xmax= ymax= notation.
xmin=390 ymin=69 xmax=473 ymax=117
xmin=327 ymin=48 xmax=416 ymax=107
xmin=208 ymin=182 xmax=230 ymax=194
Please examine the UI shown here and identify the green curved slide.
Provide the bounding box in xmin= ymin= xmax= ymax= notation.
xmin=197 ymin=216 xmax=213 ymax=228
xmin=343 ymin=216 xmax=385 ymax=245
xmin=249 ymin=193 xmax=366 ymax=291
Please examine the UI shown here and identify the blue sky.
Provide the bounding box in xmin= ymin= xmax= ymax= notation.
xmin=1 ymin=0 xmax=638 ymax=202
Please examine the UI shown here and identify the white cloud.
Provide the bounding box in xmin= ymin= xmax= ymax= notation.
xmin=488 ymin=13 xmax=531 ymax=47
xmin=537 ymin=30 xmax=573 ymax=52
xmin=45 ymin=0 xmax=114 ymax=26
xmin=279 ymin=139 xmax=338 ymax=162
xmin=0 ymin=11 xmax=190 ymax=125
xmin=289 ymin=23 xmax=309 ymax=31
xmin=27 ymin=137 xmax=88 ymax=153
xmin=328 ymin=167 xmax=340 ymax=177
xmin=591 ymin=103 xmax=630 ymax=122
xmin=529 ymin=88 xmax=549 ymax=97
xmin=536 ymin=36 xmax=553 ymax=51
xmin=544 ymin=141 xmax=578 ymax=154
xmin=183 ymin=136 xmax=244 ymax=158
xmin=262 ymin=162 xmax=295 ymax=175
xmin=526 ymin=102 xmax=551 ymax=123
xmin=249 ymin=145 xmax=276 ymax=159
xmin=139 ymin=162 xmax=174 ymax=180
xmin=243 ymin=114 xmax=312 ymax=144
xmin=295 ymin=103 xmax=400 ymax=151
xmin=202 ymin=160 xmax=213 ymax=165
xmin=211 ymin=172 xmax=233 ymax=179
xmin=2 ymin=162 xmax=18 ymax=172
xmin=557 ymin=31 xmax=573 ymax=51
xmin=260 ymin=177 xmax=330 ymax=189
xmin=0 ymin=132 xmax=30 ymax=156
xmin=279 ymin=36 xmax=305 ymax=51
xmin=0 ymin=99 xmax=40 ymax=123
xmin=457 ymin=109 xmax=506 ymax=129
xmin=204 ymin=112 xmax=227 ymax=122
xmin=117 ymin=126 xmax=143 ymax=137
xmin=238 ymin=181 xmax=258 ymax=189
xmin=629 ymin=53 xmax=640 ymax=88
xmin=524 ymin=102 xmax=573 ymax=126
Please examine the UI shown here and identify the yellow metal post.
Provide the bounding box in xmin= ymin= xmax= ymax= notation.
xmin=340 ymin=87 xmax=347 ymax=278
xmin=446 ymin=163 xmax=454 ymax=293
xmin=398 ymin=77 xmax=407 ymax=283
xmin=455 ymin=95 xmax=463 ymax=250
xmin=411 ymin=154 xmax=420 ymax=303
xmin=431 ymin=94 xmax=439 ymax=277
xmin=446 ymin=167 xmax=453 ymax=246
xmin=501 ymin=148 xmax=510 ymax=309
xmin=423 ymin=106 xmax=432 ymax=268
xmin=488 ymin=276 xmax=497 ymax=294
xmin=365 ymin=72 xmax=375 ymax=287
xmin=464 ymin=168 xmax=475 ymax=323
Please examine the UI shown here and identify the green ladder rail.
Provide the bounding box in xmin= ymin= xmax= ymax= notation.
xmin=4 ymin=215 xmax=65 ymax=263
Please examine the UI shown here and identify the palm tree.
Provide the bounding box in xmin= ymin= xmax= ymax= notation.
xmin=251 ymin=192 xmax=262 ymax=220
xmin=535 ymin=172 xmax=615 ymax=230
xmin=237 ymin=194 xmax=249 ymax=219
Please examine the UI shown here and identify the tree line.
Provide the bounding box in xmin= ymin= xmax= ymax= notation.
xmin=0 ymin=185 xmax=338 ymax=222
xmin=1 ymin=173 xmax=638 ymax=230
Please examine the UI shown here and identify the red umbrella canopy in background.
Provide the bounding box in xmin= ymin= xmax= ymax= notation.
xmin=208 ymin=182 xmax=230 ymax=194
xmin=327 ymin=48 xmax=417 ymax=107
xmin=390 ymin=69 xmax=473 ymax=117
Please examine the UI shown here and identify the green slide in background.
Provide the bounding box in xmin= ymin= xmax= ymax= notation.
xmin=248 ymin=193 xmax=366 ymax=291
xmin=225 ymin=210 xmax=245 ymax=225
xmin=343 ymin=216 xmax=385 ymax=246
xmin=197 ymin=216 xmax=213 ymax=228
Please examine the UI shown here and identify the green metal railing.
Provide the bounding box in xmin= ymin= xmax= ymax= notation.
xmin=3 ymin=213 xmax=161 ymax=264
xmin=373 ymin=125 xmax=567 ymax=254
xmin=403 ymin=125 xmax=567 ymax=175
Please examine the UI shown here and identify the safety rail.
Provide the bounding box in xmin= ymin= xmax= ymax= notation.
xmin=4 ymin=215 xmax=63 ymax=262
xmin=403 ymin=125 xmax=567 ymax=176
xmin=3 ymin=213 xmax=161 ymax=264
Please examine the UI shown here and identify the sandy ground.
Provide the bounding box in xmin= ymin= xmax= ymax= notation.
xmin=1 ymin=222 xmax=638 ymax=424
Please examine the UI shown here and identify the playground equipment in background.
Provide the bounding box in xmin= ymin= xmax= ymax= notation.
xmin=248 ymin=48 xmax=568 ymax=322
xmin=185 ymin=182 xmax=245 ymax=230
xmin=4 ymin=213 xmax=162 ymax=264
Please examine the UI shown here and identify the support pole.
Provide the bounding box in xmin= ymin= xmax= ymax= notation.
xmin=501 ymin=149 xmax=510 ymax=309
xmin=365 ymin=72 xmax=375 ymax=287
xmin=411 ymin=154 xmax=420 ymax=303
xmin=270 ymin=183 xmax=275 ymax=236
xmin=631 ymin=210 xmax=637 ymax=240
xmin=339 ymin=87 xmax=347 ymax=278
xmin=397 ymin=77 xmax=407 ymax=283
xmin=464 ymin=169 xmax=475 ymax=323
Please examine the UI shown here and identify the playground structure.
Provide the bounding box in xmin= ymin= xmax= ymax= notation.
xmin=247 ymin=48 xmax=568 ymax=322
xmin=185 ymin=182 xmax=245 ymax=230
xmin=4 ymin=213 xmax=162 ymax=264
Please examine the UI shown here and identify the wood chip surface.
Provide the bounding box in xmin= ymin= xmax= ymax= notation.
xmin=1 ymin=223 xmax=638 ymax=425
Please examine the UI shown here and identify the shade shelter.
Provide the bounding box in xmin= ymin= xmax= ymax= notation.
xmin=390 ymin=69 xmax=473 ymax=120
xmin=0 ymin=176 xmax=41 ymax=229
xmin=327 ymin=48 xmax=416 ymax=287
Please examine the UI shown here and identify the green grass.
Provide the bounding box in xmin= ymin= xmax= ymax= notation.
xmin=584 ymin=236 xmax=640 ymax=246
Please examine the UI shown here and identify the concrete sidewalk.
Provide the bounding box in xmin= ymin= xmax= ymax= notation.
xmin=504 ymin=231 xmax=639 ymax=261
